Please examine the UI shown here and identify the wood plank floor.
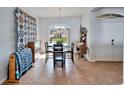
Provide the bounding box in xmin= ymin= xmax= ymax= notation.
xmin=3 ymin=53 xmax=123 ymax=85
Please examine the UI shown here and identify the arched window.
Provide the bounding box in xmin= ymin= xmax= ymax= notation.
xmin=96 ymin=13 xmax=124 ymax=19
xmin=49 ymin=24 xmax=70 ymax=43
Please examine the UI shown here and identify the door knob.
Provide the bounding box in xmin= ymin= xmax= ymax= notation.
xmin=111 ymin=39 xmax=114 ymax=45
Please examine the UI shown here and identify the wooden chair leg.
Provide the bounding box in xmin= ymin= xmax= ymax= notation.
xmin=64 ymin=61 xmax=65 ymax=68
xmin=45 ymin=53 xmax=48 ymax=63
xmin=71 ymin=52 xmax=74 ymax=63
xmin=78 ymin=52 xmax=81 ymax=60
xmin=62 ymin=62 xmax=63 ymax=68
xmin=62 ymin=53 xmax=65 ymax=68
xmin=45 ymin=58 xmax=47 ymax=63
xmin=54 ymin=61 xmax=56 ymax=68
xmin=62 ymin=60 xmax=65 ymax=68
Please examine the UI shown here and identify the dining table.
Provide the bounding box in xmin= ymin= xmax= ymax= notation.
xmin=47 ymin=42 xmax=72 ymax=52
xmin=47 ymin=42 xmax=70 ymax=48
xmin=47 ymin=42 xmax=72 ymax=54
xmin=46 ymin=42 xmax=74 ymax=63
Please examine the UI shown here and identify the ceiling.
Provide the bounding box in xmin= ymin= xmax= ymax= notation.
xmin=20 ymin=7 xmax=94 ymax=18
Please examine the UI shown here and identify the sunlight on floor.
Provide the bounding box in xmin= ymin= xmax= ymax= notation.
xmin=35 ymin=52 xmax=46 ymax=59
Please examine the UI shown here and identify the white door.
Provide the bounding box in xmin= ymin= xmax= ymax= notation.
xmin=112 ymin=22 xmax=123 ymax=61
xmin=95 ymin=19 xmax=123 ymax=61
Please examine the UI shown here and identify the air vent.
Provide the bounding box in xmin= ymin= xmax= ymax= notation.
xmin=96 ymin=13 xmax=124 ymax=19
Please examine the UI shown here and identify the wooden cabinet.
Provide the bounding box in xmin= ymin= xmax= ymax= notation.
xmin=77 ymin=26 xmax=88 ymax=57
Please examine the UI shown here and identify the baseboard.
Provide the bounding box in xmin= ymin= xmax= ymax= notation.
xmin=0 ymin=77 xmax=7 ymax=85
xmin=95 ymin=59 xmax=123 ymax=62
xmin=84 ymin=55 xmax=96 ymax=62
xmin=121 ymin=82 xmax=124 ymax=85
xmin=38 ymin=51 xmax=45 ymax=54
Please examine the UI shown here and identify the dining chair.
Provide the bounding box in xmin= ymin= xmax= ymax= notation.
xmin=65 ymin=42 xmax=74 ymax=63
xmin=53 ymin=44 xmax=66 ymax=68
xmin=44 ymin=42 xmax=53 ymax=63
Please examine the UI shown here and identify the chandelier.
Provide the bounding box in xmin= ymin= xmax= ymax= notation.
xmin=54 ymin=8 xmax=70 ymax=31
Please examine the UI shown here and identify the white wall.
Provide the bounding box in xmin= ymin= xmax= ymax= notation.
xmin=38 ymin=17 xmax=81 ymax=52
xmin=0 ymin=7 xmax=16 ymax=84
xmin=123 ymin=28 xmax=124 ymax=84
xmin=123 ymin=26 xmax=124 ymax=84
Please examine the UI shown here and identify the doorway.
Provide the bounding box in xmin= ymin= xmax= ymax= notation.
xmin=95 ymin=18 xmax=123 ymax=61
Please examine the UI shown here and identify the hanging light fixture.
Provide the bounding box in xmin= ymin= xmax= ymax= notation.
xmin=54 ymin=8 xmax=70 ymax=31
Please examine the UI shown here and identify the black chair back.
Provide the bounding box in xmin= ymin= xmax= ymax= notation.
xmin=53 ymin=44 xmax=63 ymax=52
xmin=53 ymin=44 xmax=65 ymax=68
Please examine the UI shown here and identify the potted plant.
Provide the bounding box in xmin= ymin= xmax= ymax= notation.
xmin=57 ymin=38 xmax=63 ymax=44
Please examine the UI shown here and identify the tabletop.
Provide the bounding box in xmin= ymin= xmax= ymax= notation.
xmin=47 ymin=43 xmax=71 ymax=52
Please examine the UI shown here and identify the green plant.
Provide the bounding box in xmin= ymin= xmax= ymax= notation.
xmin=57 ymin=38 xmax=63 ymax=43
xmin=50 ymin=37 xmax=67 ymax=43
